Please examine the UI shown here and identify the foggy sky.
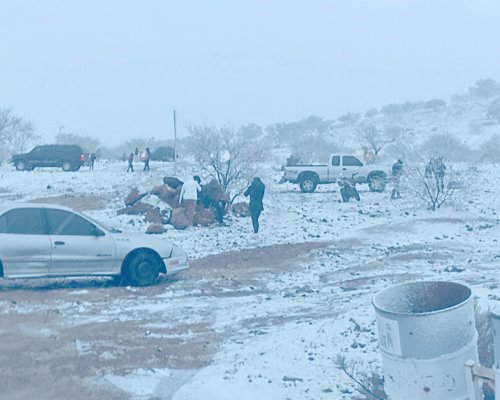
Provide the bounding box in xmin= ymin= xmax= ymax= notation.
xmin=1 ymin=0 xmax=499 ymax=144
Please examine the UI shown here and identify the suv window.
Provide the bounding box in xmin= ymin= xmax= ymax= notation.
xmin=30 ymin=146 xmax=44 ymax=155
xmin=342 ymin=156 xmax=363 ymax=167
xmin=0 ymin=208 xmax=47 ymax=234
xmin=331 ymin=156 xmax=340 ymax=166
xmin=46 ymin=209 xmax=99 ymax=236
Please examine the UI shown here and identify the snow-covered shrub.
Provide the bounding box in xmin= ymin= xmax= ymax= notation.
xmin=479 ymin=134 xmax=500 ymax=163
xmin=338 ymin=112 xmax=361 ymax=125
xmin=419 ymin=133 xmax=472 ymax=163
xmin=424 ymin=98 xmax=447 ymax=111
xmin=364 ymin=108 xmax=378 ymax=118
xmin=486 ymin=101 xmax=500 ymax=122
xmin=469 ymin=78 xmax=500 ymax=98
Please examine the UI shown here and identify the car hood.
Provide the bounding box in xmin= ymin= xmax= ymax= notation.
xmin=111 ymin=231 xmax=174 ymax=258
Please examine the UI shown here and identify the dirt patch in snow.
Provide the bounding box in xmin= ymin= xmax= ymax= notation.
xmin=0 ymin=241 xmax=331 ymax=400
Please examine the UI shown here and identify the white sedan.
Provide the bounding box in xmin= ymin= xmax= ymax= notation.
xmin=0 ymin=203 xmax=189 ymax=286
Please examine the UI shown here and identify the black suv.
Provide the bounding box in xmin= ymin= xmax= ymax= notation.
xmin=11 ymin=145 xmax=85 ymax=172
xmin=151 ymin=146 xmax=175 ymax=162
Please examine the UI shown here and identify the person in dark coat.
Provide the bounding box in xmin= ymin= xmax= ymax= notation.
xmin=127 ymin=152 xmax=134 ymax=172
xmin=244 ymin=177 xmax=265 ymax=233
xmin=200 ymin=178 xmax=229 ymax=223
xmin=391 ymin=159 xmax=403 ymax=200
xmin=89 ymin=152 xmax=96 ymax=170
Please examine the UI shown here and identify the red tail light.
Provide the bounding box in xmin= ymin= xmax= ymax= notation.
xmin=80 ymin=154 xmax=85 ymax=161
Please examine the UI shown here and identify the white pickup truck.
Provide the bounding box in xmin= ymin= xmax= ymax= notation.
xmin=283 ymin=154 xmax=388 ymax=193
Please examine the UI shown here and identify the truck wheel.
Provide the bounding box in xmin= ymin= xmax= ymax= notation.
xmin=15 ymin=161 xmax=26 ymax=171
xmin=299 ymin=177 xmax=318 ymax=193
xmin=368 ymin=175 xmax=386 ymax=192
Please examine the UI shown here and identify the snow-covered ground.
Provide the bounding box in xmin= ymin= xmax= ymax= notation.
xmin=0 ymin=160 xmax=499 ymax=399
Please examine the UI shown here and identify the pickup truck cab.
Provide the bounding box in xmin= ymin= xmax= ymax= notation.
xmin=284 ymin=154 xmax=388 ymax=193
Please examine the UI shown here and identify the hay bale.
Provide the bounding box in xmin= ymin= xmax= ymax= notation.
xmin=231 ymin=202 xmax=250 ymax=217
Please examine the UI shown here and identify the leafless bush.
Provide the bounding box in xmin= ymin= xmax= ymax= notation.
xmin=335 ymin=355 xmax=386 ymax=400
xmin=406 ymin=159 xmax=461 ymax=211
xmin=356 ymin=123 xmax=402 ymax=161
xmin=187 ymin=123 xmax=268 ymax=202
xmin=0 ymin=108 xmax=40 ymax=157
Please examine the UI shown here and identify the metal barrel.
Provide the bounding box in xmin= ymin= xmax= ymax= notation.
xmin=372 ymin=281 xmax=478 ymax=400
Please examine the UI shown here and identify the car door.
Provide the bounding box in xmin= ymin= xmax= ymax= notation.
xmin=31 ymin=146 xmax=52 ymax=167
xmin=45 ymin=208 xmax=116 ymax=275
xmin=341 ymin=156 xmax=364 ymax=178
xmin=329 ymin=155 xmax=341 ymax=182
xmin=0 ymin=207 xmax=51 ymax=277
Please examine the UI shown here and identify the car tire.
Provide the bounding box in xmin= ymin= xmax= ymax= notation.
xmin=126 ymin=252 xmax=160 ymax=287
xmin=62 ymin=162 xmax=73 ymax=172
xmin=299 ymin=176 xmax=318 ymax=193
xmin=15 ymin=161 xmax=27 ymax=171
xmin=368 ymin=175 xmax=386 ymax=192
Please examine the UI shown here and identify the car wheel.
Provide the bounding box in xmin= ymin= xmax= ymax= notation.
xmin=368 ymin=175 xmax=386 ymax=192
xmin=15 ymin=161 xmax=26 ymax=171
xmin=127 ymin=252 xmax=160 ymax=287
xmin=62 ymin=162 xmax=73 ymax=172
xmin=299 ymin=176 xmax=317 ymax=193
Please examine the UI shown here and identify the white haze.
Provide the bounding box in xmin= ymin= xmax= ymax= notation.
xmin=0 ymin=0 xmax=499 ymax=144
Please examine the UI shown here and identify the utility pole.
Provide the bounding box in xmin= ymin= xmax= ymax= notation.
xmin=58 ymin=125 xmax=64 ymax=144
xmin=173 ymin=110 xmax=177 ymax=175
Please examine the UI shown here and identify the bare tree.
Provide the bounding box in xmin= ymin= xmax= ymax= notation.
xmin=0 ymin=108 xmax=39 ymax=156
xmin=356 ymin=124 xmax=401 ymax=160
xmin=10 ymin=120 xmax=39 ymax=153
xmin=0 ymin=109 xmax=18 ymax=146
xmin=188 ymin=124 xmax=268 ymax=202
